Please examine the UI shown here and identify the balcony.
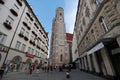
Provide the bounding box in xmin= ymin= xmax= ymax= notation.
xmin=16 ymin=0 xmax=22 ymax=6
xmin=23 ymin=22 xmax=31 ymax=30
xmin=24 ymin=36 xmax=29 ymax=41
xmin=34 ymin=23 xmax=39 ymax=29
xmin=3 ymin=22 xmax=12 ymax=30
xmin=32 ymin=41 xmax=36 ymax=46
xmin=10 ymin=9 xmax=18 ymax=17
xmin=36 ymin=45 xmax=40 ymax=49
xmin=29 ymin=40 xmax=33 ymax=44
xmin=26 ymin=12 xmax=33 ymax=21
xmin=18 ymin=33 xmax=24 ymax=38
xmin=0 ymin=0 xmax=4 ymax=4
xmin=32 ymin=31 xmax=37 ymax=37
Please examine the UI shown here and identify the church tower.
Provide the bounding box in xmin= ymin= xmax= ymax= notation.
xmin=50 ymin=7 xmax=67 ymax=67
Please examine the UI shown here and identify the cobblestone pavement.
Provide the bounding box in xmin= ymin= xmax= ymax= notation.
xmin=2 ymin=69 xmax=108 ymax=80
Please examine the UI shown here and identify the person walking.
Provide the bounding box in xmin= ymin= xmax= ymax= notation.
xmin=0 ymin=67 xmax=5 ymax=80
xmin=29 ymin=64 xmax=33 ymax=75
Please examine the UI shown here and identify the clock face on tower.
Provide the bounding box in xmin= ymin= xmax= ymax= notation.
xmin=59 ymin=17 xmax=63 ymax=22
xmin=59 ymin=13 xmax=63 ymax=22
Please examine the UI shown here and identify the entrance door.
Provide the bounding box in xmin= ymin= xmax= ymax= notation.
xmin=112 ymin=53 xmax=120 ymax=79
xmin=96 ymin=51 xmax=107 ymax=76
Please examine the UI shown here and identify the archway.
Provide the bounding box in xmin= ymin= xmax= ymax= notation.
xmin=26 ymin=58 xmax=32 ymax=64
xmin=10 ymin=56 xmax=22 ymax=71
xmin=26 ymin=59 xmax=32 ymax=70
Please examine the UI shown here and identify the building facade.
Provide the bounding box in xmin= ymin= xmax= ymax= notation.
xmin=49 ymin=7 xmax=68 ymax=67
xmin=74 ymin=0 xmax=120 ymax=79
xmin=0 ymin=0 xmax=48 ymax=71
xmin=66 ymin=33 xmax=73 ymax=64
xmin=72 ymin=31 xmax=79 ymax=68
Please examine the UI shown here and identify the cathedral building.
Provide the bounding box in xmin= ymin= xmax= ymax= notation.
xmin=50 ymin=7 xmax=69 ymax=67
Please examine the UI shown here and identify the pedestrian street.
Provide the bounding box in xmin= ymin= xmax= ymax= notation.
xmin=2 ymin=69 xmax=108 ymax=80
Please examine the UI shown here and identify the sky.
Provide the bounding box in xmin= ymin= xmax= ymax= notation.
xmin=27 ymin=0 xmax=78 ymax=55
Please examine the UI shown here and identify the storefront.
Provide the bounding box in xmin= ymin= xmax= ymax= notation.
xmin=79 ymin=38 xmax=120 ymax=79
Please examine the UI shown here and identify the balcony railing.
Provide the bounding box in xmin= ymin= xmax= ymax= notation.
xmin=23 ymin=22 xmax=31 ymax=30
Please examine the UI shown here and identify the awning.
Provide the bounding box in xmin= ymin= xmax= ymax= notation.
xmin=80 ymin=52 xmax=87 ymax=58
xmin=79 ymin=38 xmax=117 ymax=57
xmin=87 ymin=42 xmax=104 ymax=55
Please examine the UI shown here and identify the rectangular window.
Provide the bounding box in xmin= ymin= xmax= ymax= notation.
xmin=21 ymin=44 xmax=26 ymax=52
xmin=0 ymin=33 xmax=7 ymax=44
xmin=35 ymin=50 xmax=38 ymax=56
xmin=27 ymin=47 xmax=31 ymax=53
xmin=25 ymin=17 xmax=28 ymax=22
xmin=30 ymin=35 xmax=34 ymax=41
xmin=25 ymin=31 xmax=29 ymax=37
xmin=13 ymin=4 xmax=19 ymax=12
xmin=20 ymin=27 xmax=25 ymax=35
xmin=6 ymin=16 xmax=14 ymax=25
xmin=31 ymin=49 xmax=34 ymax=54
xmin=15 ymin=41 xmax=21 ymax=50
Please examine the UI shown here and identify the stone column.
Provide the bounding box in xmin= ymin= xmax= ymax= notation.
xmin=116 ymin=36 xmax=120 ymax=46
xmin=101 ymin=48 xmax=115 ymax=76
xmin=84 ymin=56 xmax=88 ymax=71
xmin=87 ymin=55 xmax=92 ymax=72
xmin=92 ymin=53 xmax=100 ymax=73
xmin=79 ymin=58 xmax=82 ymax=70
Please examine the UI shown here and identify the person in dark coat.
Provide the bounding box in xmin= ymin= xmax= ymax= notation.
xmin=29 ymin=64 xmax=33 ymax=75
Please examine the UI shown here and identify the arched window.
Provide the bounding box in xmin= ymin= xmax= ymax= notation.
xmin=60 ymin=54 xmax=63 ymax=62
xmin=99 ymin=16 xmax=108 ymax=32
xmin=95 ymin=0 xmax=102 ymax=7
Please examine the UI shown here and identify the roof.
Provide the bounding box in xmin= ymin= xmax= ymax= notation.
xmin=56 ymin=7 xmax=64 ymax=11
xmin=66 ymin=33 xmax=73 ymax=44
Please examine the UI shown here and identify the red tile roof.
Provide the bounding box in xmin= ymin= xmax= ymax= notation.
xmin=66 ymin=33 xmax=73 ymax=44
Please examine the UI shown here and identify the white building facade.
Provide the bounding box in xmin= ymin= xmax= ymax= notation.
xmin=0 ymin=0 xmax=48 ymax=71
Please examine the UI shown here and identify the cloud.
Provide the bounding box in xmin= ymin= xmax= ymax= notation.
xmin=64 ymin=0 xmax=78 ymax=33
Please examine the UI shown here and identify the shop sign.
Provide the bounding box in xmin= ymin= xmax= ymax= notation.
xmin=25 ymin=53 xmax=34 ymax=58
